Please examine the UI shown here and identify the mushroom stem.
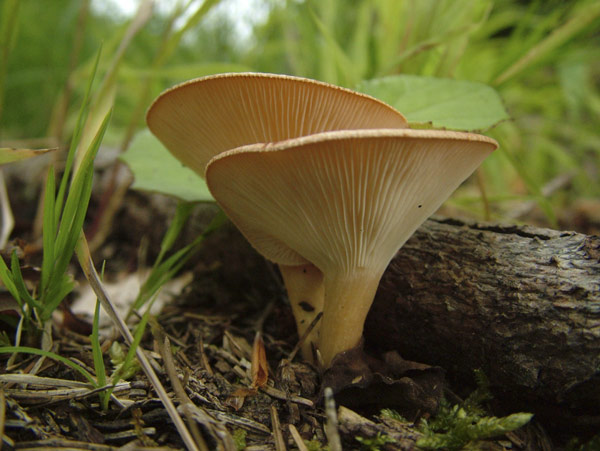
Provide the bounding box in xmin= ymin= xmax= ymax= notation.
xmin=279 ymin=264 xmax=325 ymax=362
xmin=318 ymin=268 xmax=383 ymax=367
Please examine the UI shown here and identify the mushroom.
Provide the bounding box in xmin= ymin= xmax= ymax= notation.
xmin=146 ymin=72 xmax=408 ymax=359
xmin=205 ymin=129 xmax=498 ymax=367
xmin=146 ymin=72 xmax=408 ymax=176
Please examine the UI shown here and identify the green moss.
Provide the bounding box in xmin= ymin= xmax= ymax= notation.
xmin=417 ymin=402 xmax=532 ymax=450
xmin=304 ymin=438 xmax=330 ymax=451
xmin=232 ymin=428 xmax=247 ymax=451
xmin=355 ymin=432 xmax=397 ymax=450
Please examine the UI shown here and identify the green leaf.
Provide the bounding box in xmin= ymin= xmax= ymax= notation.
xmin=0 ymin=147 xmax=55 ymax=165
xmin=356 ymin=75 xmax=509 ymax=131
xmin=120 ymin=129 xmax=213 ymax=202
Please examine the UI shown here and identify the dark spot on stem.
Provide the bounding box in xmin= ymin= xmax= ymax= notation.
xmin=299 ymin=301 xmax=315 ymax=312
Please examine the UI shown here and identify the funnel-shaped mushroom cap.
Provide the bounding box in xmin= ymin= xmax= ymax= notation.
xmin=206 ymin=129 xmax=497 ymax=270
xmin=206 ymin=129 xmax=498 ymax=365
xmin=146 ymin=72 xmax=408 ymax=177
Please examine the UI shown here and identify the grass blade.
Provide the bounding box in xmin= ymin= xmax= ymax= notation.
xmin=40 ymin=167 xmax=56 ymax=295
xmin=0 ymin=346 xmax=97 ymax=385
xmin=55 ymin=46 xmax=103 ymax=219
xmin=0 ymin=0 xmax=20 ymax=124
xmin=91 ymin=298 xmax=108 ymax=409
xmin=54 ymin=110 xmax=111 ymax=261
xmin=130 ymin=210 xmax=226 ymax=314
xmin=155 ymin=201 xmax=195 ymax=267
xmin=9 ymin=252 xmax=41 ymax=312
xmin=0 ymin=252 xmax=17 ymax=299
xmin=494 ymin=2 xmax=600 ymax=85
xmin=41 ymin=110 xmax=111 ymax=320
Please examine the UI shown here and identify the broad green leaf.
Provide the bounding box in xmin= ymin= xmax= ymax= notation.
xmin=120 ymin=129 xmax=213 ymax=202
xmin=0 ymin=147 xmax=55 ymax=165
xmin=356 ymin=75 xmax=509 ymax=131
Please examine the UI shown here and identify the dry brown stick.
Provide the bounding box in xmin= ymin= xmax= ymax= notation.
xmin=0 ymin=389 xmax=6 ymax=451
xmin=205 ymin=409 xmax=271 ymax=435
xmin=157 ymin=334 xmax=209 ymax=451
xmin=198 ymin=335 xmax=213 ymax=376
xmin=288 ymin=424 xmax=309 ymax=451
xmin=323 ymin=388 xmax=342 ymax=451
xmin=260 ymin=385 xmax=314 ymax=407
xmin=270 ymin=405 xmax=286 ymax=451
xmin=287 ymin=312 xmax=322 ymax=362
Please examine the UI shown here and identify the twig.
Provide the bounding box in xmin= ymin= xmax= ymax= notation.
xmin=2 ymin=382 xmax=131 ymax=403
xmin=0 ymin=374 xmax=91 ymax=388
xmin=198 ymin=335 xmax=213 ymax=376
xmin=156 ymin=333 xmax=209 ymax=451
xmin=270 ymin=405 xmax=286 ymax=451
xmin=287 ymin=311 xmax=322 ymax=362
xmin=324 ymin=387 xmax=342 ymax=451
xmin=288 ymin=424 xmax=309 ymax=451
xmin=205 ymin=409 xmax=271 ymax=435
xmin=14 ymin=437 xmax=173 ymax=450
xmin=75 ymin=234 xmax=199 ymax=451
xmin=103 ymin=427 xmax=156 ymax=442
xmin=0 ymin=389 xmax=6 ymax=451
xmin=260 ymin=385 xmax=314 ymax=407
xmin=157 ymin=331 xmax=237 ymax=451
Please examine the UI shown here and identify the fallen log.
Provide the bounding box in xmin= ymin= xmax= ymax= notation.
xmin=365 ymin=217 xmax=600 ymax=434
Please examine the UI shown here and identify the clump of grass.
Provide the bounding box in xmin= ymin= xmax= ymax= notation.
xmin=0 ymin=49 xmax=108 ymax=341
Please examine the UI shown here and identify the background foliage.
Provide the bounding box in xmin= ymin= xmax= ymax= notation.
xmin=2 ymin=0 xmax=599 ymax=228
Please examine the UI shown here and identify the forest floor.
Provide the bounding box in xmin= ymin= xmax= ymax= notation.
xmin=1 ymin=163 xmax=599 ymax=450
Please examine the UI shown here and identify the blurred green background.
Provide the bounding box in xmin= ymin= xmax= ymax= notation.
xmin=1 ymin=0 xmax=599 ymax=231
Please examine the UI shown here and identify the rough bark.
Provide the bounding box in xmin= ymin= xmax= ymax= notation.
xmin=365 ymin=217 xmax=600 ymax=433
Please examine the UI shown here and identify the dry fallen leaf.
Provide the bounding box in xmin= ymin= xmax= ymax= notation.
xmin=225 ymin=387 xmax=257 ymax=411
xmin=251 ymin=332 xmax=269 ymax=389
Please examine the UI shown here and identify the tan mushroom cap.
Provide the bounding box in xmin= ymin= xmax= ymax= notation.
xmin=206 ymin=128 xmax=498 ymax=365
xmin=146 ymin=72 xmax=408 ymax=177
xmin=206 ymin=128 xmax=497 ymax=268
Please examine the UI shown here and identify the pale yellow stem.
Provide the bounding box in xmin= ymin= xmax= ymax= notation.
xmin=318 ymin=268 xmax=383 ymax=367
xmin=279 ymin=264 xmax=325 ymax=362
